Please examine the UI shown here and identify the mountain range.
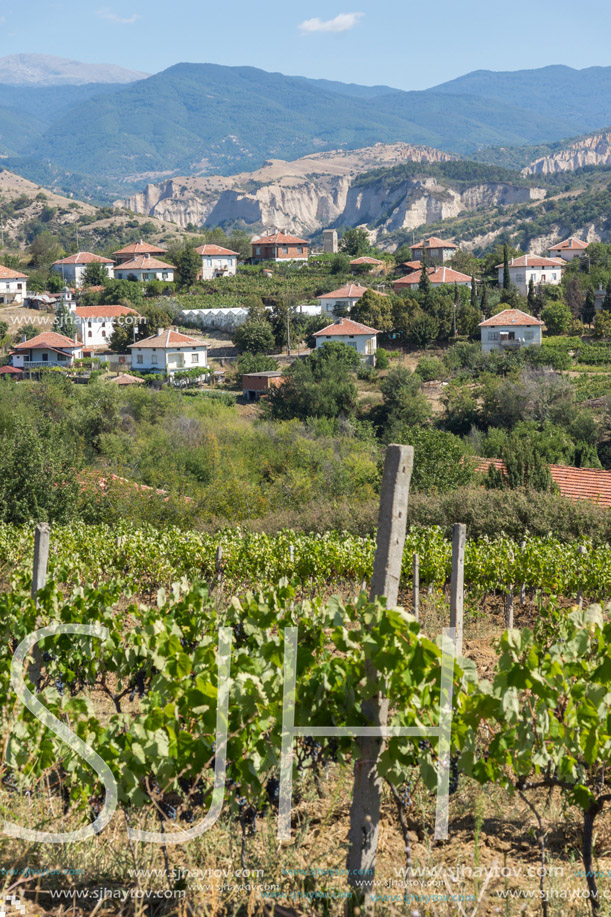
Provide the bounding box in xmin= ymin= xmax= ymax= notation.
xmin=0 ymin=57 xmax=609 ymax=198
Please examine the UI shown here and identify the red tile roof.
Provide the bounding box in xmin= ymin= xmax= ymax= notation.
xmin=400 ymin=260 xmax=423 ymax=271
xmin=113 ymin=241 xmax=167 ymax=256
xmin=252 ymin=232 xmax=308 ymax=245
xmin=394 ymin=266 xmax=472 ymax=286
xmin=128 ymin=328 xmax=205 ymax=349
xmin=74 ymin=305 xmax=139 ymax=318
xmin=13 ymin=332 xmax=82 ymax=350
xmin=475 ymin=458 xmax=611 ymax=507
xmin=549 ymin=237 xmax=588 ymax=252
xmin=495 ymin=255 xmax=565 ymax=269
xmin=115 ymin=255 xmax=175 ymax=271
xmin=318 ymin=283 xmax=369 ymax=300
xmin=196 ymin=244 xmax=239 ymax=256
xmin=479 ymin=308 xmax=543 ymax=327
xmin=314 ymin=318 xmax=379 ymax=337
xmin=0 ymin=264 xmax=27 ymax=279
xmin=108 ymin=373 xmax=145 ymax=385
xmin=412 ymin=236 xmax=457 ymax=250
xmin=350 ymin=256 xmax=384 ymax=265
xmin=53 ymin=252 xmax=114 ymax=265
xmin=0 ymin=365 xmax=23 ymax=375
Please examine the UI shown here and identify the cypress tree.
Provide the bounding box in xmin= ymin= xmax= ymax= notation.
xmin=479 ymin=282 xmax=489 ymax=316
xmin=418 ymin=249 xmax=431 ymax=297
xmin=503 ymin=244 xmax=510 ymax=290
xmin=527 ymin=276 xmax=536 ymax=312
xmin=53 ymin=302 xmax=77 ymax=338
xmin=470 ymin=276 xmax=477 ymax=308
xmin=603 ymin=279 xmax=611 ymax=312
xmin=583 ymin=288 xmax=596 ymax=325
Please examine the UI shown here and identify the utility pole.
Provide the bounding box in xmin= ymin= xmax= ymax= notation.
xmin=286 ymin=307 xmax=291 ymax=356
xmin=453 ymin=296 xmax=458 ymax=338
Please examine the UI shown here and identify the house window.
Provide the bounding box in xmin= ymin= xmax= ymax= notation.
xmin=42 ymin=353 xmax=48 ymax=362
xmin=524 ymin=330 xmax=534 ymax=340
xmin=552 ymin=273 xmax=557 ymax=280
xmin=297 ymin=246 xmax=304 ymax=254
xmin=349 ymin=335 xmax=355 ymax=339
xmin=488 ymin=331 xmax=499 ymax=341
xmin=541 ymin=275 xmax=546 ymax=282
xmin=137 ymin=354 xmax=143 ymax=364
xmin=255 ymin=246 xmax=261 ymax=256
xmin=192 ymin=353 xmax=199 ymax=364
xmin=281 ymin=246 xmax=288 ymax=254
xmin=152 ymin=354 xmax=158 ymax=364
xmin=101 ymin=330 xmax=106 ymax=337
xmin=88 ymin=331 xmax=92 ymax=337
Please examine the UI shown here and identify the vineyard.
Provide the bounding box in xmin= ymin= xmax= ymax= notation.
xmin=0 ymin=521 xmax=609 ymax=601
xmin=0 ymin=507 xmax=610 ymax=915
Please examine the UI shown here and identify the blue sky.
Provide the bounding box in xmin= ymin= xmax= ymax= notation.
xmin=2 ymin=0 xmax=610 ymax=89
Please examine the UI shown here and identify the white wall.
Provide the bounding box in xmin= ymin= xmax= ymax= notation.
xmin=321 ymin=296 xmax=361 ymax=315
xmin=498 ymin=266 xmax=562 ymax=296
xmin=481 ymin=325 xmax=542 ymax=353
xmin=316 ymin=333 xmax=376 ymax=356
xmin=114 ymin=267 xmax=174 ymax=282
xmin=201 ymin=255 xmax=237 ymax=280
xmin=131 ymin=345 xmax=208 ymax=373
xmin=0 ymin=277 xmax=26 ymax=303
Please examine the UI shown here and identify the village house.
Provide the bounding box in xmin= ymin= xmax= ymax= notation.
xmin=51 ymin=252 xmax=114 ymax=288
xmin=114 ymin=254 xmax=175 ymax=282
xmin=72 ymin=304 xmax=141 ymax=347
xmin=128 ymin=328 xmax=207 ymax=374
xmin=0 ymin=263 xmax=27 ymax=304
xmin=479 ymin=308 xmax=543 ymax=353
xmin=112 ymin=241 xmax=168 ymax=264
xmin=399 ymin=260 xmax=423 ymax=274
xmin=548 ymin=237 xmax=589 ymax=262
xmin=10 ymin=331 xmax=84 ymax=368
xmin=313 ymin=317 xmax=378 ymax=362
xmin=411 ymin=236 xmax=458 ymax=263
xmin=317 ymin=283 xmax=386 ymax=316
xmin=393 ymin=266 xmax=472 ymax=294
xmin=350 ymin=256 xmax=385 ymax=275
xmin=196 ymin=244 xmax=239 ymax=280
xmin=496 ymin=255 xmax=564 ymax=296
xmin=242 ymin=371 xmax=283 ymax=401
xmin=251 ymin=232 xmax=309 ymax=262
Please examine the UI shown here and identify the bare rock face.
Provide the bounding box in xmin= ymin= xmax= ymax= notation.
xmin=116 ymin=142 xmax=544 ymax=237
xmin=524 ymin=131 xmax=611 ymax=174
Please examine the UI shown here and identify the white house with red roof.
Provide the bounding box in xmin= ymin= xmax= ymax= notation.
xmin=393 ymin=266 xmax=472 ymax=294
xmin=10 ymin=332 xmax=83 ymax=368
xmin=128 ymin=328 xmax=207 ymax=374
xmin=496 ymin=255 xmax=565 ymax=296
xmin=0 ymin=263 xmax=27 ymax=303
xmin=51 ymin=252 xmax=114 ymax=288
xmin=313 ymin=317 xmax=379 ymax=361
xmin=317 ymin=283 xmax=386 ymax=316
xmin=251 ymin=232 xmax=309 ymax=262
xmin=72 ymin=304 xmax=141 ymax=347
xmin=479 ymin=309 xmax=544 ymax=353
xmin=548 ymin=237 xmax=589 ymax=262
xmin=114 ymin=254 xmax=175 ymax=282
xmin=196 ymin=244 xmax=239 ymax=280
xmin=411 ymin=237 xmax=457 ymax=264
xmin=112 ymin=240 xmax=168 ymax=264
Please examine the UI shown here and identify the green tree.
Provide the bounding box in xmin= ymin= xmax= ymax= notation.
xmin=330 ymin=253 xmax=350 ymax=274
xmin=236 ymin=353 xmax=279 ymax=374
xmin=479 ymin=282 xmax=489 ymax=317
xmin=268 ymin=351 xmax=358 ymax=421
xmin=392 ymin=425 xmax=474 ymax=493
xmin=53 ymin=303 xmax=77 ymax=338
xmin=233 ymin=319 xmax=275 ymax=354
xmin=82 ymin=262 xmax=109 ymax=287
xmin=339 ymin=228 xmax=370 ymax=257
xmin=502 ymin=243 xmax=510 ymax=290
xmin=541 ymin=300 xmax=572 ymax=335
xmin=351 ymin=290 xmax=393 ymax=331
xmin=470 ymin=276 xmax=477 ymax=309
xmin=393 ymin=244 xmax=412 ymax=265
xmin=309 ymin=341 xmax=361 ymax=372
xmin=486 ymin=433 xmax=554 ymax=491
xmin=13 ymin=324 xmax=39 ymax=343
xmin=593 ymin=311 xmax=611 ymax=339
xmin=138 ymin=302 xmax=173 ymax=337
xmin=527 ymin=276 xmax=536 ymax=312
xmin=603 ymin=279 xmax=611 ymax=312
xmin=0 ymin=320 xmax=8 ymax=338
xmin=582 ymin=288 xmax=596 ymax=325
xmin=0 ymin=419 xmax=80 ymax=524
xmin=408 ymin=310 xmax=438 ymax=346
xmin=418 ymin=251 xmax=431 ymax=297
xmin=175 ymin=246 xmax=200 ymax=289
xmin=29 ymin=231 xmax=63 ymax=269
xmin=377 ymin=366 xmax=431 ymax=435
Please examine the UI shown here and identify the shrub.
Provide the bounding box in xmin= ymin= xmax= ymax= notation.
xmin=416 ymin=355 xmax=447 ymax=382
xmin=375 ymin=347 xmax=389 ymax=369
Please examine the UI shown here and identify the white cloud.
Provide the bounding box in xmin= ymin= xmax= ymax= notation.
xmin=299 ymin=12 xmax=363 ymax=34
xmin=97 ymin=8 xmax=140 ymax=24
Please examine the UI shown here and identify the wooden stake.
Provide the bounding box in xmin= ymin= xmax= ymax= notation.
xmin=449 ymin=523 xmax=465 ymax=656
xmin=412 ymin=553 xmax=420 ymax=621
xmin=520 ymin=540 xmax=526 ymax=604
xmin=577 ymin=545 xmax=587 ymax=608
xmin=30 ymin=522 xmax=50 ymax=690
xmin=346 ymin=444 xmax=414 ymax=910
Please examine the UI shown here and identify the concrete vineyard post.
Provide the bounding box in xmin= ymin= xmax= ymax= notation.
xmin=413 ymin=553 xmax=420 ymax=621
xmin=450 ymin=523 xmax=465 ymax=656
xmin=29 ymin=522 xmax=50 ymax=690
xmin=346 ymin=444 xmax=414 ymax=911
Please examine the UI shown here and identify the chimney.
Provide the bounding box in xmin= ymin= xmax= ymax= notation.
xmin=21 ymin=334 xmax=26 ymax=343
xmin=74 ymin=333 xmax=78 ymax=345
xmin=335 ymin=317 xmax=342 ymax=324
